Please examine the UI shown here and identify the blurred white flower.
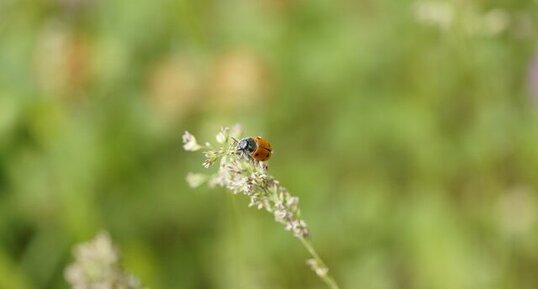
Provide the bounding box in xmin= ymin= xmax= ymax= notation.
xmin=307 ymin=258 xmax=329 ymax=278
xmin=65 ymin=232 xmax=145 ymax=289
xmin=186 ymin=173 xmax=207 ymax=188
xmin=482 ymin=9 xmax=509 ymax=36
xmin=182 ymin=131 xmax=202 ymax=151
xmin=413 ymin=1 xmax=511 ymax=37
xmin=413 ymin=1 xmax=454 ymax=31
xmin=216 ymin=127 xmax=229 ymax=144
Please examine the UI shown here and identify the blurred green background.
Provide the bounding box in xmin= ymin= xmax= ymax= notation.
xmin=1 ymin=0 xmax=538 ymax=288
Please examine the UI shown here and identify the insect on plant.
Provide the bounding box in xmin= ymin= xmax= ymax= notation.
xmin=182 ymin=125 xmax=340 ymax=289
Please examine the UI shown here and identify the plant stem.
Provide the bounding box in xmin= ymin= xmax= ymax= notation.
xmin=299 ymin=237 xmax=340 ymax=289
xmin=260 ymin=165 xmax=340 ymax=289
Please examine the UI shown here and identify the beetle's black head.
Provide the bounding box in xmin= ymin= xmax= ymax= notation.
xmin=238 ymin=137 xmax=256 ymax=153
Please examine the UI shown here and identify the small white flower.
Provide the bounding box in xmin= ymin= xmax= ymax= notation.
xmin=186 ymin=173 xmax=207 ymax=188
xmin=274 ymin=208 xmax=288 ymax=222
xmin=292 ymin=220 xmax=309 ymax=238
xmin=306 ymin=258 xmax=329 ymax=278
xmin=204 ymin=150 xmax=217 ymax=159
xmin=216 ymin=127 xmax=229 ymax=144
xmin=202 ymin=160 xmax=212 ymax=168
xmin=286 ymin=196 xmax=299 ymax=208
xmin=65 ymin=232 xmax=145 ymax=289
xmin=182 ymin=131 xmax=202 ymax=151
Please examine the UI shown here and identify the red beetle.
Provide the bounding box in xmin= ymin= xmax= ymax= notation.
xmin=238 ymin=136 xmax=272 ymax=161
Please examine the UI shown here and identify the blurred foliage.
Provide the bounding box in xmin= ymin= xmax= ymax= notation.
xmin=1 ymin=0 xmax=538 ymax=288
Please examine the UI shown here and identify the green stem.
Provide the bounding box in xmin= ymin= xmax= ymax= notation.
xmin=299 ymin=237 xmax=340 ymax=289
xmin=255 ymin=160 xmax=340 ymax=289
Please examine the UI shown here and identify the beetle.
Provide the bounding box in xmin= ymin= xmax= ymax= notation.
xmin=237 ymin=136 xmax=272 ymax=161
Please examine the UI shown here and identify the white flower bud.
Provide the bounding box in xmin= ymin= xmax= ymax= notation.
xmin=182 ymin=131 xmax=202 ymax=151
xmin=186 ymin=173 xmax=207 ymax=188
xmin=216 ymin=127 xmax=229 ymax=144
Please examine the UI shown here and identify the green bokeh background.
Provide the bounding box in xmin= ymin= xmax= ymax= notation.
xmin=1 ymin=0 xmax=538 ymax=288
